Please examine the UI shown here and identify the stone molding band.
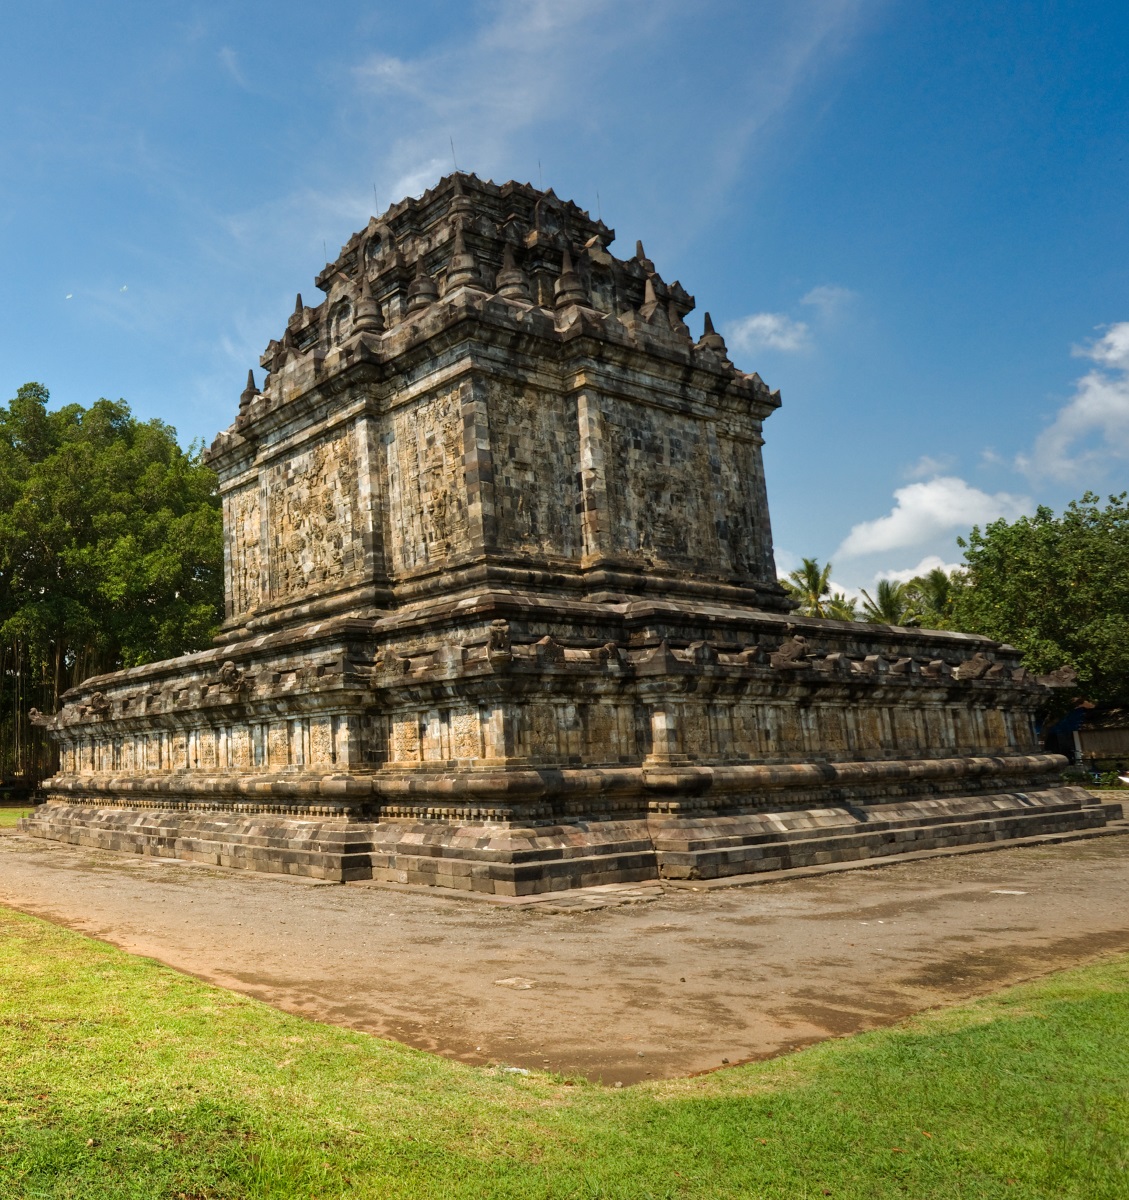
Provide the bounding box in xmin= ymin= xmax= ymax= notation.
xmin=44 ymin=752 xmax=1063 ymax=807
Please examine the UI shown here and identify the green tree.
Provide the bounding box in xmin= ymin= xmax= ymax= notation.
xmin=782 ymin=557 xmax=833 ymax=617
xmin=949 ymin=492 xmax=1129 ymax=703
xmin=0 ymin=383 xmax=223 ymax=781
xmin=904 ymin=566 xmax=957 ymax=628
xmin=825 ymin=592 xmax=859 ymax=622
xmin=859 ymin=579 xmax=921 ymax=626
xmin=781 ymin=558 xmax=859 ymax=621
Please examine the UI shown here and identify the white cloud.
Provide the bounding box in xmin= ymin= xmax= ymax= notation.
xmin=724 ymin=311 xmax=810 ymax=353
xmin=724 ymin=279 xmax=855 ymax=359
xmin=904 ymin=453 xmax=955 ymax=480
xmin=877 ymin=554 xmax=963 ymax=584
xmin=836 ymin=476 xmax=1030 ymax=558
xmin=1015 ymin=321 xmax=1129 ymax=482
xmin=1076 ymin=322 xmax=1129 ymax=369
xmin=800 ymin=283 xmax=856 ymax=318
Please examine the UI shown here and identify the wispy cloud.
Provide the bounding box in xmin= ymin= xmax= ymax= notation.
xmin=904 ymin=453 xmax=955 ymax=480
xmin=342 ymin=0 xmax=873 ymax=228
xmin=725 ymin=311 xmax=811 ymax=353
xmin=218 ymin=46 xmax=251 ymax=91
xmin=1015 ymin=321 xmax=1129 ymax=482
xmin=194 ymin=1 xmax=872 ymax=376
xmin=350 ymin=0 xmax=618 ymax=200
xmin=801 ymin=283 xmax=857 ymax=318
xmin=836 ymin=475 xmax=1030 ymax=558
xmin=724 ymin=279 xmax=856 ymax=357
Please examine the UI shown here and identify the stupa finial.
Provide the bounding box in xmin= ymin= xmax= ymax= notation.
xmin=352 ymin=274 xmax=385 ymax=335
xmin=554 ymin=247 xmax=587 ymax=309
xmin=495 ymin=242 xmax=532 ymax=302
xmin=239 ymin=369 xmax=260 ymax=410
xmin=445 ymin=226 xmax=484 ymax=291
xmin=698 ymin=311 xmax=727 ymax=352
xmin=406 ymin=261 xmax=439 ymax=313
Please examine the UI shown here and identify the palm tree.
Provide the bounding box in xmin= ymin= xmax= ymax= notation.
xmin=859 ymin=579 xmax=921 ymax=626
xmin=783 ymin=557 xmax=833 ymax=617
xmin=825 ymin=591 xmax=859 ymax=621
xmin=905 ymin=566 xmax=955 ymax=626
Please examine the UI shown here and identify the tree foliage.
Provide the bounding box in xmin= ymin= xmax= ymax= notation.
xmin=904 ymin=567 xmax=955 ymax=628
xmin=950 ymin=492 xmax=1129 ymax=703
xmin=860 ymin=579 xmax=920 ymax=626
xmin=781 ymin=557 xmax=857 ymax=620
xmin=0 ymin=383 xmax=223 ymax=780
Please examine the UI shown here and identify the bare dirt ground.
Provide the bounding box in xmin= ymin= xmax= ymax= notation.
xmin=1 ymin=824 xmax=1128 ymax=1084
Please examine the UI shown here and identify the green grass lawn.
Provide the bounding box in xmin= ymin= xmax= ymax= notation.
xmin=0 ymin=807 xmax=33 ymax=828
xmin=0 ymin=906 xmax=1125 ymax=1199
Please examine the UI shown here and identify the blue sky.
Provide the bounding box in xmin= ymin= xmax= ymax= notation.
xmin=2 ymin=1 xmax=1127 ymax=594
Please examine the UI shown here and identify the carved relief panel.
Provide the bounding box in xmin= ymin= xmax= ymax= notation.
xmin=383 ymin=386 xmax=469 ymax=574
xmin=265 ymin=428 xmax=364 ymax=601
xmin=225 ymin=482 xmax=263 ymax=618
xmin=489 ymin=381 xmax=580 ymax=560
xmin=602 ymin=398 xmax=719 ymax=570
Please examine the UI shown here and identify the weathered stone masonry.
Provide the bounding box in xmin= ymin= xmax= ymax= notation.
xmin=24 ymin=174 xmax=1119 ymax=890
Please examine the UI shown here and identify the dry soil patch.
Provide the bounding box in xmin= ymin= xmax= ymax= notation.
xmin=1 ymin=830 xmax=1127 ymax=1083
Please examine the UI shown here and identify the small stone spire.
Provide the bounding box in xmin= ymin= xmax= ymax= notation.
xmin=635 ymin=240 xmax=655 ymax=272
xmin=639 ymin=276 xmax=669 ymax=326
xmin=554 ymin=247 xmax=587 ymax=309
xmin=445 ymin=227 xmax=484 ymax=291
xmin=406 ymin=261 xmax=439 ymax=313
xmin=239 ymin=369 xmax=260 ymax=411
xmin=293 ymin=293 xmax=304 ymax=314
xmin=352 ymin=275 xmax=385 ymax=335
xmin=495 ymin=242 xmax=532 ymax=302
xmin=449 ymin=173 xmax=474 ymax=219
xmin=698 ymin=312 xmax=728 ymax=352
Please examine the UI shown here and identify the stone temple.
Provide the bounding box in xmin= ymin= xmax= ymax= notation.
xmin=24 ymin=174 xmax=1120 ymax=892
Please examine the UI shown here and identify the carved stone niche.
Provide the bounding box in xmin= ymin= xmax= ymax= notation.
xmin=24 ymin=172 xmax=1118 ymax=893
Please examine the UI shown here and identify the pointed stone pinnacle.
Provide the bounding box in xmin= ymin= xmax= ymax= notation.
xmin=698 ymin=311 xmax=727 ymax=352
xmin=449 ymin=173 xmax=473 ymax=218
xmin=640 ymin=276 xmax=671 ymax=328
xmin=635 ymin=240 xmax=646 ymax=260
xmin=294 ymin=293 xmax=304 ymax=314
xmin=239 ymin=369 xmax=260 ymax=410
xmin=446 ymin=226 xmax=484 ymax=291
xmin=352 ymin=274 xmax=385 ymax=335
xmin=495 ymin=241 xmax=532 ymax=302
xmin=554 ymin=247 xmax=587 ymax=309
xmin=406 ymin=261 xmax=439 ymax=313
